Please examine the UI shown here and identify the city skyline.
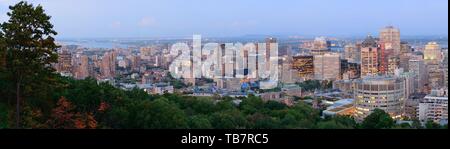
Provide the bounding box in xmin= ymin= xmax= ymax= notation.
xmin=0 ymin=0 xmax=448 ymax=38
xmin=0 ymin=2 xmax=448 ymax=148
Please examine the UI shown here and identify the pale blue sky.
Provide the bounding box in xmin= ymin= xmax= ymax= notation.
xmin=0 ymin=0 xmax=448 ymax=38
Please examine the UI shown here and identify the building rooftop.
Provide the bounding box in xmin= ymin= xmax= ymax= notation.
xmin=327 ymin=104 xmax=354 ymax=113
xmin=361 ymin=35 xmax=378 ymax=47
xmin=356 ymin=75 xmax=402 ymax=85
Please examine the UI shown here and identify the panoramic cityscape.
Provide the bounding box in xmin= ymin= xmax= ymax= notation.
xmin=0 ymin=0 xmax=448 ymax=130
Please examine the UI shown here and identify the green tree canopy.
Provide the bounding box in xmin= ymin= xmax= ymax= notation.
xmin=361 ymin=109 xmax=395 ymax=129
xmin=0 ymin=1 xmax=59 ymax=128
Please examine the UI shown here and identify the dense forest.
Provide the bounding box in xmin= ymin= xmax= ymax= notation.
xmin=0 ymin=1 xmax=446 ymax=129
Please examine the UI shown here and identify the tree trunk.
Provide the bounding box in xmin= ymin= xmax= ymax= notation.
xmin=16 ymin=81 xmax=20 ymax=129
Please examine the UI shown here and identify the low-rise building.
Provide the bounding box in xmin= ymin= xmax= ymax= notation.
xmin=403 ymin=94 xmax=425 ymax=120
xmin=418 ymin=89 xmax=448 ymax=125
xmin=323 ymin=99 xmax=356 ymax=117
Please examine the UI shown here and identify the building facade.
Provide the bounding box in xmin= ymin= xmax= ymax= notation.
xmin=314 ymin=53 xmax=341 ymax=80
xmin=354 ymin=76 xmax=406 ymax=121
xmin=292 ymin=55 xmax=314 ymax=80
xmin=418 ymin=89 xmax=448 ymax=125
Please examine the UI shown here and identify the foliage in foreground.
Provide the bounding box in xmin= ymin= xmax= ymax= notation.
xmin=0 ymin=1 xmax=446 ymax=130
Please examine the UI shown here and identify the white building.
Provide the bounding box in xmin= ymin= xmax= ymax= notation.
xmin=418 ymin=89 xmax=448 ymax=125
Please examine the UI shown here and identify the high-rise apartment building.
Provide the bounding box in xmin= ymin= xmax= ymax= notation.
xmin=101 ymin=51 xmax=116 ymax=79
xmin=74 ymin=55 xmax=89 ymax=80
xmin=360 ymin=36 xmax=379 ymax=77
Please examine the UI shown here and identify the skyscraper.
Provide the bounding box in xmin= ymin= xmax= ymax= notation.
xmin=409 ymin=59 xmax=428 ymax=93
xmin=380 ymin=26 xmax=401 ymax=56
xmin=424 ymin=42 xmax=442 ymax=64
xmin=399 ymin=53 xmax=412 ymax=72
xmin=360 ymin=36 xmax=379 ymax=77
xmin=292 ymin=55 xmax=314 ymax=80
xmin=314 ymin=53 xmax=340 ymax=80
xmin=344 ymin=44 xmax=360 ymax=63
xmin=427 ymin=63 xmax=443 ymax=89
xmin=280 ymin=46 xmax=296 ymax=84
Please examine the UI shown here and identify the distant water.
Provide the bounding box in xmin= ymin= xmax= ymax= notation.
xmin=58 ymin=40 xmax=129 ymax=49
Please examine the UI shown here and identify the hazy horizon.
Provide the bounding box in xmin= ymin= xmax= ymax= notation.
xmin=1 ymin=0 xmax=448 ymax=38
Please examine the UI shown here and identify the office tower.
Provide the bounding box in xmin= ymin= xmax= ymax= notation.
xmin=379 ymin=26 xmax=401 ymax=56
xmin=424 ymin=42 xmax=442 ymax=64
xmin=387 ymin=57 xmax=399 ymax=75
xmin=314 ymin=53 xmax=340 ymax=80
xmin=397 ymin=41 xmax=412 ymax=71
xmin=379 ymin=26 xmax=400 ymax=74
xmin=399 ymin=53 xmax=411 ymax=72
xmin=292 ymin=55 xmax=314 ymax=80
xmin=354 ymin=76 xmax=406 ymax=121
xmin=400 ymin=41 xmax=412 ymax=54
xmin=419 ymin=89 xmax=448 ymax=125
xmin=378 ymin=42 xmax=388 ymax=73
xmin=280 ymin=46 xmax=296 ymax=84
xmin=265 ymin=37 xmax=277 ymax=71
xmin=427 ymin=63 xmax=443 ymax=89
xmin=409 ymin=59 xmax=428 ymax=93
xmin=310 ymin=37 xmax=330 ymax=55
xmin=396 ymin=72 xmax=416 ymax=99
xmin=215 ymin=43 xmax=241 ymax=90
xmin=360 ymin=36 xmax=379 ymax=77
xmin=423 ymin=43 xmax=443 ymax=89
xmin=344 ymin=44 xmax=360 ymax=63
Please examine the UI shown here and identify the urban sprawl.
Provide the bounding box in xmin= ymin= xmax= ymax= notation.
xmin=55 ymin=26 xmax=448 ymax=126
